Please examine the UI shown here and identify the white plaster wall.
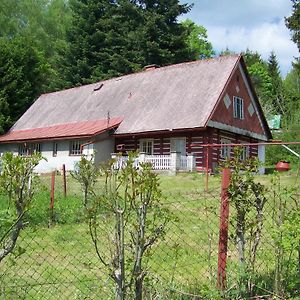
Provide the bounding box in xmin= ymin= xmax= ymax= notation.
xmin=0 ymin=135 xmax=113 ymax=173
xmin=0 ymin=141 xmax=93 ymax=173
xmin=35 ymin=141 xmax=93 ymax=173
xmin=0 ymin=144 xmax=19 ymax=156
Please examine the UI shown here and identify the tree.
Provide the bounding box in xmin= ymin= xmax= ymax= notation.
xmin=181 ymin=19 xmax=214 ymax=60
xmin=223 ymin=148 xmax=267 ymax=297
xmin=285 ymin=0 xmax=300 ymax=70
xmin=0 ymin=0 xmax=72 ymax=92
xmin=136 ymin=0 xmax=193 ymax=66
xmin=267 ymin=51 xmax=284 ymax=114
xmin=70 ymin=154 xmax=99 ymax=208
xmin=0 ymin=153 xmax=42 ymax=262
xmin=76 ymin=153 xmax=169 ymax=299
xmin=0 ymin=37 xmax=47 ymax=133
xmin=62 ymin=0 xmax=193 ymax=87
xmin=243 ymin=50 xmax=273 ymax=116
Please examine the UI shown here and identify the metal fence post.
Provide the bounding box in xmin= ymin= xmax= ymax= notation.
xmin=217 ymin=168 xmax=231 ymax=290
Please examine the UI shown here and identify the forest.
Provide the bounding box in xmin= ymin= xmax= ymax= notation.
xmin=0 ymin=0 xmax=299 ymax=153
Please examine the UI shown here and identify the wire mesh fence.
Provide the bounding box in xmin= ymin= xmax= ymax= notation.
xmin=0 ymin=162 xmax=299 ymax=299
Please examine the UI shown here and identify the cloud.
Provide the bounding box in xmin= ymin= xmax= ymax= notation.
xmin=206 ymin=20 xmax=298 ymax=76
xmin=180 ymin=0 xmax=299 ymax=76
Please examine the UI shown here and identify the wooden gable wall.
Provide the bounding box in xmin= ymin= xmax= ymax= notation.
xmin=209 ymin=63 xmax=266 ymax=137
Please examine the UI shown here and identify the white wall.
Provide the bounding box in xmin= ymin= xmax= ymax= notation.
xmin=0 ymin=135 xmax=115 ymax=173
xmin=34 ymin=140 xmax=94 ymax=173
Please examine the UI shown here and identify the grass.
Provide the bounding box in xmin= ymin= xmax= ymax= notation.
xmin=0 ymin=170 xmax=299 ymax=299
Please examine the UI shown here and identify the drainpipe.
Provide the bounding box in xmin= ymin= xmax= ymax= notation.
xmin=80 ymin=140 xmax=95 ymax=155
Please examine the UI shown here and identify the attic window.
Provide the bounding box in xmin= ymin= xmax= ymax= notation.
xmin=233 ymin=96 xmax=244 ymax=119
xmin=94 ymin=83 xmax=104 ymax=91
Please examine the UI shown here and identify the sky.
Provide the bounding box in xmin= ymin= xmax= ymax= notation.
xmin=180 ymin=0 xmax=299 ymax=77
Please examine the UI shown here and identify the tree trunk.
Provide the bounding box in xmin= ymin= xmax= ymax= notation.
xmin=115 ymin=210 xmax=125 ymax=300
xmin=134 ymin=204 xmax=147 ymax=300
xmin=0 ymin=205 xmax=23 ymax=262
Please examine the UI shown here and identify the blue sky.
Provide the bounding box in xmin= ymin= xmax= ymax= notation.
xmin=179 ymin=0 xmax=299 ymax=77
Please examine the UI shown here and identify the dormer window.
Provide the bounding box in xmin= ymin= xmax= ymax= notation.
xmin=233 ymin=96 xmax=244 ymax=119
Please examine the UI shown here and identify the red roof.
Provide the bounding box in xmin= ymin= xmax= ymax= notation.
xmin=0 ymin=117 xmax=123 ymax=143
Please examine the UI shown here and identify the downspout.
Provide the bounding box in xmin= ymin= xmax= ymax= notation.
xmin=80 ymin=140 xmax=95 ymax=155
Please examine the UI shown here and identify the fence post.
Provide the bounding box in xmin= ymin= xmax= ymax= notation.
xmin=62 ymin=164 xmax=67 ymax=198
xmin=170 ymin=151 xmax=180 ymax=175
xmin=187 ymin=153 xmax=195 ymax=172
xmin=49 ymin=171 xmax=56 ymax=226
xmin=217 ymin=168 xmax=231 ymax=290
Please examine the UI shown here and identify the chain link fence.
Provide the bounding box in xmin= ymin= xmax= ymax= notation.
xmin=1 ymin=161 xmax=299 ymax=299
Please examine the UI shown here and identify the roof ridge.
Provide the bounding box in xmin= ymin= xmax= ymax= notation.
xmin=39 ymin=54 xmax=241 ymax=98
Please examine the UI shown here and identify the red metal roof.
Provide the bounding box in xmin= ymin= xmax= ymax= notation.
xmin=0 ymin=117 xmax=123 ymax=143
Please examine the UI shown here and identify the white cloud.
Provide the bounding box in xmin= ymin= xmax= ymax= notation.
xmin=180 ymin=0 xmax=299 ymax=76
xmin=206 ymin=20 xmax=298 ymax=75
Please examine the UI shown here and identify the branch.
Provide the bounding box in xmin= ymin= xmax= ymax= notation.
xmin=88 ymin=217 xmax=109 ymax=267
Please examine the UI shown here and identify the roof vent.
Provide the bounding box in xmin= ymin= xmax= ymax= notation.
xmin=94 ymin=83 xmax=104 ymax=91
xmin=144 ymin=64 xmax=160 ymax=71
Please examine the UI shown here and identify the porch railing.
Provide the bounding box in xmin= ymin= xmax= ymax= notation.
xmin=145 ymin=155 xmax=171 ymax=170
xmin=112 ymin=153 xmax=195 ymax=173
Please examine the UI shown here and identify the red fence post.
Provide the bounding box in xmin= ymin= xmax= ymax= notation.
xmin=217 ymin=168 xmax=231 ymax=290
xmin=49 ymin=171 xmax=56 ymax=225
xmin=62 ymin=164 xmax=67 ymax=198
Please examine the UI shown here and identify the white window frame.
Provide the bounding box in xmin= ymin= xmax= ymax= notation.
xmin=170 ymin=138 xmax=186 ymax=156
xmin=70 ymin=140 xmax=84 ymax=156
xmin=233 ymin=96 xmax=244 ymax=119
xmin=220 ymin=138 xmax=231 ymax=159
xmin=139 ymin=139 xmax=154 ymax=155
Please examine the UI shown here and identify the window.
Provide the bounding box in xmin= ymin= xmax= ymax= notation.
xmin=19 ymin=143 xmax=42 ymax=156
xmin=220 ymin=138 xmax=231 ymax=159
xmin=170 ymin=138 xmax=186 ymax=155
xmin=240 ymin=146 xmax=249 ymax=161
xmin=70 ymin=140 xmax=84 ymax=155
xmin=139 ymin=139 xmax=153 ymax=155
xmin=19 ymin=144 xmax=28 ymax=156
xmin=53 ymin=142 xmax=58 ymax=157
xmin=233 ymin=96 xmax=244 ymax=119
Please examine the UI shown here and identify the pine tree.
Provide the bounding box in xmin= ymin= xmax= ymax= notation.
xmin=135 ymin=0 xmax=193 ymax=66
xmin=285 ymin=0 xmax=300 ymax=70
xmin=267 ymin=51 xmax=284 ymax=114
xmin=61 ymin=0 xmax=193 ymax=87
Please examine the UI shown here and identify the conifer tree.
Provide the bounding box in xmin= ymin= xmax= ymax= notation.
xmin=285 ymin=0 xmax=300 ymax=70
xmin=267 ymin=51 xmax=284 ymax=114
xmin=62 ymin=0 xmax=193 ymax=87
xmin=0 ymin=37 xmax=45 ymax=133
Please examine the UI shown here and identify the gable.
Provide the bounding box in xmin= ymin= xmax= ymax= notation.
xmin=208 ymin=60 xmax=271 ymax=141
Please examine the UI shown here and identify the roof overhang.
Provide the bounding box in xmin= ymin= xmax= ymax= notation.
xmin=0 ymin=117 xmax=123 ymax=144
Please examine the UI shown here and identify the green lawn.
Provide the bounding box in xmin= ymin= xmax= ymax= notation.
xmin=0 ymin=171 xmax=299 ymax=299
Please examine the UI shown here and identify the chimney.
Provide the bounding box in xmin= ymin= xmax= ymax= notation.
xmin=144 ymin=64 xmax=160 ymax=71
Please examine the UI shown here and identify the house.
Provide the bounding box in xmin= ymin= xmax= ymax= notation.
xmin=0 ymin=55 xmax=272 ymax=173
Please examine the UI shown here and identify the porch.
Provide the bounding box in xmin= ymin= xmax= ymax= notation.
xmin=111 ymin=152 xmax=196 ymax=174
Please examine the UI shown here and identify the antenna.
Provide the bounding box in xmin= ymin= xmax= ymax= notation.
xmin=107 ymin=111 xmax=110 ymax=127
